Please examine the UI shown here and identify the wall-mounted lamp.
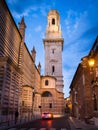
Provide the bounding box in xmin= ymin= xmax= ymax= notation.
xmin=88 ymin=57 xmax=95 ymax=68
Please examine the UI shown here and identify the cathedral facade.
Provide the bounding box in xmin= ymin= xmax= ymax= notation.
xmin=41 ymin=10 xmax=64 ymax=116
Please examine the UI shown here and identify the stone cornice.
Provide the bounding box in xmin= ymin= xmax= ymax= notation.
xmin=43 ymin=38 xmax=64 ymax=50
xmin=43 ymin=38 xmax=64 ymax=43
xmin=41 ymin=75 xmax=57 ymax=80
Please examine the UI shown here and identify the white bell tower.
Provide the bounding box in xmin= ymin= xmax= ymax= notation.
xmin=43 ymin=10 xmax=64 ymax=92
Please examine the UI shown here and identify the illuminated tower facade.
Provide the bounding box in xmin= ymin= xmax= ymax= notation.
xmin=43 ymin=10 xmax=64 ymax=92
xmin=41 ymin=10 xmax=64 ymax=116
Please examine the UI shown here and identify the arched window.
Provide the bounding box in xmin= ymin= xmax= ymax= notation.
xmin=45 ymin=80 xmax=48 ymax=86
xmin=52 ymin=18 xmax=55 ymax=25
xmin=52 ymin=66 xmax=55 ymax=75
xmin=42 ymin=91 xmax=52 ymax=97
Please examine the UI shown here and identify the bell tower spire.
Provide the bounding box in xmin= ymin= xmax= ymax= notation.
xmin=46 ymin=10 xmax=62 ymax=39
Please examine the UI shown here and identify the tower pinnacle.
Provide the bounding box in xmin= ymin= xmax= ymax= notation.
xmin=18 ymin=17 xmax=26 ymax=40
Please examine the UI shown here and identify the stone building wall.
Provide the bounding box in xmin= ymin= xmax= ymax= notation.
xmin=0 ymin=0 xmax=41 ymax=121
xmin=33 ymin=63 xmax=41 ymax=116
xmin=41 ymin=88 xmax=64 ymax=116
xmin=21 ymin=86 xmax=33 ymax=118
xmin=70 ymin=61 xmax=95 ymax=119
xmin=70 ymin=37 xmax=98 ymax=120
xmin=41 ymin=76 xmax=64 ymax=117
xmin=22 ymin=44 xmax=34 ymax=86
xmin=0 ymin=0 xmax=22 ymax=121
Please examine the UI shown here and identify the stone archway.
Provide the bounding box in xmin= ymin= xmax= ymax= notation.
xmin=42 ymin=91 xmax=52 ymax=97
xmin=41 ymin=91 xmax=53 ymax=113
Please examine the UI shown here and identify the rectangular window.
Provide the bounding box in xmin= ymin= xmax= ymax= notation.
xmin=45 ymin=80 xmax=48 ymax=86
xmin=52 ymin=18 xmax=55 ymax=25
xmin=52 ymin=49 xmax=54 ymax=54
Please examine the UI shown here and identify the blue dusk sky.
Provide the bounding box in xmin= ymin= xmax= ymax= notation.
xmin=6 ymin=0 xmax=98 ymax=98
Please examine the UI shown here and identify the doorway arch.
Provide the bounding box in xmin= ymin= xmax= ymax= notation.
xmin=42 ymin=91 xmax=52 ymax=97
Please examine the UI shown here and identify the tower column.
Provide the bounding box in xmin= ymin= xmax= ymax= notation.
xmin=43 ymin=10 xmax=64 ymax=92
